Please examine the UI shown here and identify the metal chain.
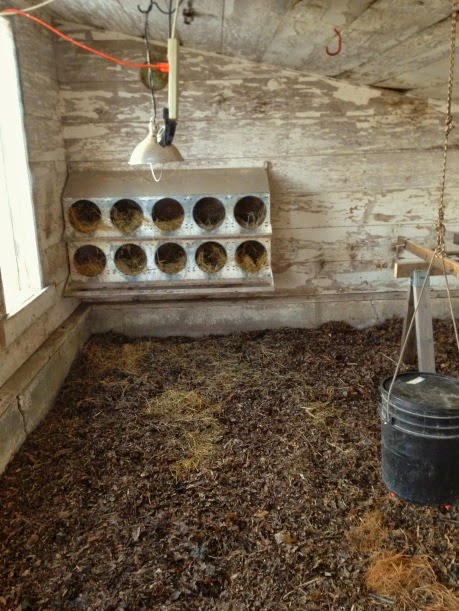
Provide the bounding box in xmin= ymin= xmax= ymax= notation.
xmin=435 ymin=0 xmax=457 ymax=257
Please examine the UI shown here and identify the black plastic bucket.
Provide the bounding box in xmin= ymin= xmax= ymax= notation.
xmin=379 ymin=372 xmax=459 ymax=506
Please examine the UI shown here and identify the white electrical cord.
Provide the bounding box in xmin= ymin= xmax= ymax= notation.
xmin=1 ymin=0 xmax=61 ymax=15
xmin=150 ymin=163 xmax=164 ymax=183
xmin=171 ymin=0 xmax=180 ymax=38
xmin=145 ymin=162 xmax=182 ymax=184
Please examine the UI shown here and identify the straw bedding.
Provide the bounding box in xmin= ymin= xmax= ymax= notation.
xmin=0 ymin=319 xmax=458 ymax=609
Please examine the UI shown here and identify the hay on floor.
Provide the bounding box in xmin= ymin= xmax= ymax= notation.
xmin=366 ymin=552 xmax=459 ymax=609
xmin=84 ymin=340 xmax=152 ymax=377
xmin=146 ymin=390 xmax=223 ymax=476
xmin=347 ymin=510 xmax=388 ymax=554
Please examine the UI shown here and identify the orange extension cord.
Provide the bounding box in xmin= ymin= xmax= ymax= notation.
xmin=0 ymin=8 xmax=169 ymax=72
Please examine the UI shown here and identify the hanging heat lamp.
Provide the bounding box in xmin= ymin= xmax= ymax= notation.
xmin=129 ymin=0 xmax=183 ymax=175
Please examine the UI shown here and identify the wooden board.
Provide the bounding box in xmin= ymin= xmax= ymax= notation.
xmin=0 ymin=9 xmax=80 ymax=388
xmin=62 ymin=117 xmax=457 ymax=163
xmin=400 ymin=283 xmax=417 ymax=366
xmin=59 ymin=79 xmax=440 ymax=123
xmin=394 ymin=261 xmax=443 ymax=278
xmin=412 ymin=271 xmax=436 ymax=373
xmin=402 ymin=240 xmax=459 ymax=278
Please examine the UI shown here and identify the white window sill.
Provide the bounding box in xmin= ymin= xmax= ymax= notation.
xmin=0 ymin=285 xmax=56 ymax=348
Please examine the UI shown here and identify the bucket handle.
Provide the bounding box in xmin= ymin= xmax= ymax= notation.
xmin=382 ymin=384 xmax=393 ymax=424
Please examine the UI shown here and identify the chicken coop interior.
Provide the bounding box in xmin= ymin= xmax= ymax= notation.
xmin=1 ymin=0 xmax=459 ymax=609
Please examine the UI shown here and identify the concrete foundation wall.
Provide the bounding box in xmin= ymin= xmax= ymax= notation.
xmin=89 ymin=293 xmax=459 ymax=337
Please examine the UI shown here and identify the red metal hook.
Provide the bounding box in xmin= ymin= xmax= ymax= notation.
xmin=326 ymin=28 xmax=342 ymax=56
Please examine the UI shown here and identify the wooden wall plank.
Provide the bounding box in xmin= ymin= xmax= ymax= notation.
xmin=21 ymin=69 xmax=61 ymax=120
xmin=55 ymin=22 xmax=459 ymax=301
xmin=62 ymin=136 xmax=459 ymax=196
xmin=271 ymin=187 xmax=458 ymax=230
xmin=24 ymin=115 xmax=66 ymax=163
xmin=12 ymin=17 xmax=56 ymax=79
xmin=59 ymin=78 xmax=439 ymax=124
xmin=272 ymin=224 xmax=437 ymax=266
xmin=31 ymin=161 xmax=67 ymax=253
xmin=0 ymin=9 xmax=79 ymax=389
xmin=62 ymin=115 xmax=455 ymax=164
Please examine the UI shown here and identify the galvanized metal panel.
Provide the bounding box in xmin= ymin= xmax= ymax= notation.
xmin=63 ymin=168 xmax=269 ymax=198
xmin=67 ymin=237 xmax=273 ymax=286
xmin=64 ymin=169 xmax=273 ymax=297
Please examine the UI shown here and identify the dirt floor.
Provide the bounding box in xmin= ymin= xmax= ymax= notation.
xmin=0 ymin=319 xmax=458 ymax=610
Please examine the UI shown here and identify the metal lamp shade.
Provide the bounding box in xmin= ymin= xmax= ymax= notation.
xmin=129 ymin=119 xmax=183 ymax=166
xmin=129 ymin=136 xmax=183 ymax=165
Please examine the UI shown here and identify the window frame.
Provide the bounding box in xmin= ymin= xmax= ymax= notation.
xmin=0 ymin=17 xmax=51 ymax=347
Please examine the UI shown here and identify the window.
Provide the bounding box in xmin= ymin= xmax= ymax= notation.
xmin=0 ymin=17 xmax=42 ymax=316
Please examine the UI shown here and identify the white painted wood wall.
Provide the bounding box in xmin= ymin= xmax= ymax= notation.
xmin=3 ymin=17 xmax=459 ymax=390
xmin=0 ymin=17 xmax=79 ymax=387
xmin=56 ymin=23 xmax=459 ymax=300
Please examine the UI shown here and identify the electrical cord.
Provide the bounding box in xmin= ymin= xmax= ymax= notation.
xmin=0 ymin=8 xmax=170 ymax=71
xmin=171 ymin=0 xmax=180 ymax=38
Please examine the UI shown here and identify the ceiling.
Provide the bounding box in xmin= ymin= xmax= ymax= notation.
xmin=28 ymin=0 xmax=459 ymax=101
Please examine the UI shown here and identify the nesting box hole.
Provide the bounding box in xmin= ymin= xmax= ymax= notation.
xmin=235 ymin=240 xmax=268 ymax=274
xmin=196 ymin=242 xmax=227 ymax=274
xmin=110 ymin=199 xmax=143 ymax=234
xmin=68 ymin=200 xmax=102 ymax=234
xmin=115 ymin=244 xmax=147 ymax=276
xmin=152 ymin=198 xmax=184 ymax=231
xmin=73 ymin=245 xmax=106 ymax=277
xmin=193 ymin=197 xmax=225 ymax=230
xmin=234 ymin=196 xmax=267 ymax=228
xmin=155 ymin=243 xmax=187 ymax=275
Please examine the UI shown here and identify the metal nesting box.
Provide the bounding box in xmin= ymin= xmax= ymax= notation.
xmin=63 ymin=168 xmax=273 ymax=301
